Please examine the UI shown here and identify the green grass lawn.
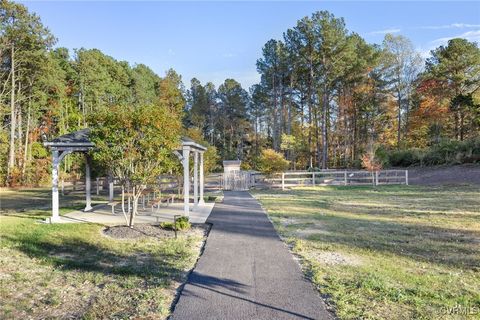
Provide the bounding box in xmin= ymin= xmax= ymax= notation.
xmin=0 ymin=187 xmax=108 ymax=212
xmin=252 ymin=185 xmax=480 ymax=320
xmin=0 ymin=209 xmax=205 ymax=319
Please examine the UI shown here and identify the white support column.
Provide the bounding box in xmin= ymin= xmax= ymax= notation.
xmin=199 ymin=152 xmax=205 ymax=205
xmin=84 ymin=155 xmax=92 ymax=211
xmin=183 ymin=147 xmax=190 ymax=217
xmin=193 ymin=151 xmax=199 ymax=208
xmin=51 ymin=149 xmax=60 ymax=222
xmin=109 ymin=176 xmax=114 ymax=203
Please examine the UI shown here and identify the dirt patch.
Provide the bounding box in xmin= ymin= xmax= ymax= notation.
xmin=103 ymin=223 xmax=209 ymax=239
xmin=295 ymin=227 xmax=331 ymax=239
xmin=307 ymin=250 xmax=362 ymax=266
xmin=407 ymin=164 xmax=480 ymax=185
xmin=279 ymin=217 xmax=302 ymax=226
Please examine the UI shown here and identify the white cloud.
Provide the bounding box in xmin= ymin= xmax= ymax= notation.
xmin=368 ymin=28 xmax=401 ymax=35
xmin=222 ymin=53 xmax=236 ymax=58
xmin=430 ymin=30 xmax=480 ymax=46
xmin=419 ymin=29 xmax=480 ymax=60
xmin=418 ymin=47 xmax=433 ymax=60
xmin=420 ymin=23 xmax=480 ymax=30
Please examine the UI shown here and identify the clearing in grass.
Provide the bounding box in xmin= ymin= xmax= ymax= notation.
xmin=0 ymin=209 xmax=205 ymax=319
xmin=252 ymin=185 xmax=480 ymax=319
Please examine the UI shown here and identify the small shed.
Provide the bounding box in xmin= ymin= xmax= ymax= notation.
xmin=223 ymin=160 xmax=250 ymax=191
xmin=223 ymin=160 xmax=241 ymax=175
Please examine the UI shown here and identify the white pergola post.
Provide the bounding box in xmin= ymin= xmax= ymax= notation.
xmin=84 ymin=155 xmax=92 ymax=211
xmin=109 ymin=176 xmax=114 ymax=203
xmin=193 ymin=151 xmax=199 ymax=209
xmin=199 ymin=152 xmax=205 ymax=205
xmin=51 ymin=149 xmax=60 ymax=222
xmin=182 ymin=147 xmax=190 ymax=217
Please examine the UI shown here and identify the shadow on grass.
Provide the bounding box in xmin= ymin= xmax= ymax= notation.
xmin=299 ymin=214 xmax=480 ymax=270
xmin=2 ymin=233 xmax=185 ymax=280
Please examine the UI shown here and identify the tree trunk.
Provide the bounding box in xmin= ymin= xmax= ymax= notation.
xmin=352 ymin=103 xmax=357 ymax=163
xmin=129 ymin=186 xmax=145 ymax=227
xmin=460 ymin=109 xmax=465 ymax=141
xmin=8 ymin=44 xmax=16 ymax=182
xmin=22 ymin=103 xmax=31 ymax=176
xmin=397 ymin=94 xmax=402 ymax=148
xmin=308 ymin=56 xmax=314 ymax=169
xmin=272 ymin=73 xmax=279 ymax=151
xmin=322 ymin=86 xmax=328 ymax=169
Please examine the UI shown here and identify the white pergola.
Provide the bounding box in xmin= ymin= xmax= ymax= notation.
xmin=176 ymin=137 xmax=207 ymax=217
xmin=44 ymin=130 xmax=207 ymax=222
xmin=43 ymin=129 xmax=95 ymax=222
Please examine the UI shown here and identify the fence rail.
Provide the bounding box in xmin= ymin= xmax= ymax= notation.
xmin=59 ymin=175 xmax=182 ymax=196
xmin=253 ymin=170 xmax=408 ymax=189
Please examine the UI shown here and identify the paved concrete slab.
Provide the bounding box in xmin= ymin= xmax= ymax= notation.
xmin=171 ymin=191 xmax=333 ymax=320
xmin=63 ymin=202 xmax=215 ymax=225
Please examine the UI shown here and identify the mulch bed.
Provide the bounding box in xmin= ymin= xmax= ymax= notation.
xmin=103 ymin=223 xmax=209 ymax=239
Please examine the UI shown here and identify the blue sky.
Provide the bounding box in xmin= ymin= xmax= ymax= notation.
xmin=21 ymin=1 xmax=480 ymax=89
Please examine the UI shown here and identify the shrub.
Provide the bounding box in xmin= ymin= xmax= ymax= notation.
xmin=362 ymin=145 xmax=383 ymax=172
xmin=422 ymin=151 xmax=444 ymax=166
xmin=374 ymin=146 xmax=390 ymax=167
xmin=384 ymin=137 xmax=480 ymax=167
xmin=388 ymin=149 xmax=423 ymax=167
xmin=160 ymin=216 xmax=191 ymax=231
xmin=258 ymin=149 xmax=290 ymax=175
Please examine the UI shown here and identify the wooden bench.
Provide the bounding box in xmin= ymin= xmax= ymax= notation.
xmin=149 ymin=194 xmax=176 ymax=212
xmin=107 ymin=201 xmax=119 ymax=214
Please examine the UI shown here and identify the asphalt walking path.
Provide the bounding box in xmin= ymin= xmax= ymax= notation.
xmin=171 ymin=191 xmax=333 ymax=320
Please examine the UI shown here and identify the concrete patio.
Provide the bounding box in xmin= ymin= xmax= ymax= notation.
xmin=57 ymin=201 xmax=215 ymax=225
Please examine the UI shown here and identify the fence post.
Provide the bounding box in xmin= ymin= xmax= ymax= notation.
xmin=282 ymin=173 xmax=285 ymax=191
xmin=61 ymin=179 xmax=65 ymax=196
xmin=344 ymin=171 xmax=347 ymax=186
xmin=405 ymin=170 xmax=409 ymax=185
xmin=312 ymin=172 xmax=315 ymax=186
xmin=96 ymin=177 xmax=100 ymax=195
xmin=375 ymin=171 xmax=379 ymax=186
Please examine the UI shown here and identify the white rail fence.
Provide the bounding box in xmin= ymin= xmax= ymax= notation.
xmin=255 ymin=170 xmax=408 ymax=190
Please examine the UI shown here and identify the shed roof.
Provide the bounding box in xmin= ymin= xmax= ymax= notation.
xmin=223 ymin=160 xmax=242 ymax=167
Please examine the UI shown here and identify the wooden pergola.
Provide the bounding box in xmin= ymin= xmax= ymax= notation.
xmin=44 ymin=130 xmax=207 ymax=222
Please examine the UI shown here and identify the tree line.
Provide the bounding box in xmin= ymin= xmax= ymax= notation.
xmin=0 ymin=1 xmax=193 ymax=186
xmin=185 ymin=11 xmax=479 ymax=170
xmin=1 ymin=1 xmax=479 ymax=187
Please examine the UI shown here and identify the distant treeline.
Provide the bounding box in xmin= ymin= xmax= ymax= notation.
xmin=0 ymin=1 xmax=191 ymax=185
xmin=185 ymin=11 xmax=480 ymax=170
xmin=1 ymin=1 xmax=479 ymax=186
